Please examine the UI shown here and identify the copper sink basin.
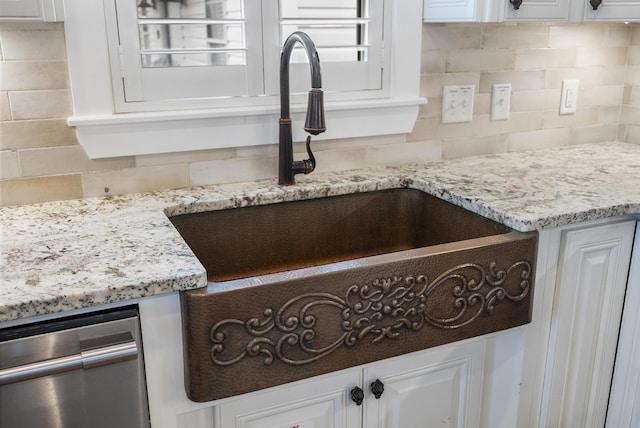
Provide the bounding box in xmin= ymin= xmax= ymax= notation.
xmin=171 ymin=188 xmax=538 ymax=402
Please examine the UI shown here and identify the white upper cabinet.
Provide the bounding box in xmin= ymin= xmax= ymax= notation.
xmin=423 ymin=0 xmax=503 ymax=22
xmin=0 ymin=0 xmax=63 ymax=21
xmin=583 ymin=0 xmax=640 ymax=21
xmin=423 ymin=0 xmax=640 ymax=21
xmin=503 ymin=0 xmax=572 ymax=21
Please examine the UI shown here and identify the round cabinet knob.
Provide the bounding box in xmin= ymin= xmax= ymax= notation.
xmin=371 ymin=379 xmax=384 ymax=399
xmin=350 ymin=386 xmax=365 ymax=406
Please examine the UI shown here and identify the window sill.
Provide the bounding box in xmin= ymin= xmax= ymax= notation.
xmin=69 ymin=97 xmax=427 ymax=159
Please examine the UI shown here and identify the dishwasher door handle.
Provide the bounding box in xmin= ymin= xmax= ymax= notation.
xmin=0 ymin=332 xmax=138 ymax=385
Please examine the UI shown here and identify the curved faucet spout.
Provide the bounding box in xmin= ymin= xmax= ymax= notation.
xmin=278 ymin=31 xmax=326 ymax=186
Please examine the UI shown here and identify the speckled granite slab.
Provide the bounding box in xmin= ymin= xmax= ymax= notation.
xmin=1 ymin=142 xmax=639 ymax=322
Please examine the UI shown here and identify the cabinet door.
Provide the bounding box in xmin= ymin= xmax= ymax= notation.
xmin=503 ymin=0 xmax=571 ymax=20
xmin=215 ymin=369 xmax=362 ymax=428
xmin=584 ymin=0 xmax=640 ymax=20
xmin=423 ymin=0 xmax=481 ymax=22
xmin=0 ymin=0 xmax=40 ymax=18
xmin=365 ymin=339 xmax=485 ymax=428
xmin=422 ymin=0 xmax=503 ymax=22
xmin=607 ymin=222 xmax=640 ymax=428
xmin=540 ymin=221 xmax=635 ymax=428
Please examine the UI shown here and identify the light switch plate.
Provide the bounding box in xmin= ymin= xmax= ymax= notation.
xmin=442 ymin=85 xmax=474 ymax=124
xmin=491 ymin=83 xmax=511 ymax=121
xmin=560 ymin=79 xmax=579 ymax=115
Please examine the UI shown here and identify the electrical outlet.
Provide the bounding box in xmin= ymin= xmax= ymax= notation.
xmin=442 ymin=85 xmax=474 ymax=124
xmin=491 ymin=83 xmax=511 ymax=121
xmin=560 ymin=79 xmax=579 ymax=115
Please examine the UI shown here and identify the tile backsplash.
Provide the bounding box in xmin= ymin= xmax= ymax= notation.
xmin=0 ymin=21 xmax=638 ymax=207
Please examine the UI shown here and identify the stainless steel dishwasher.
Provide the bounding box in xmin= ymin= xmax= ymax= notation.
xmin=0 ymin=306 xmax=150 ymax=428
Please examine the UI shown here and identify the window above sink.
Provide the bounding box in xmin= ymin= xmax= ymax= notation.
xmin=63 ymin=0 xmax=425 ymax=158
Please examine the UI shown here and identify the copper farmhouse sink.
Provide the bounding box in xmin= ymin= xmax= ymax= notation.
xmin=171 ymin=188 xmax=538 ymax=402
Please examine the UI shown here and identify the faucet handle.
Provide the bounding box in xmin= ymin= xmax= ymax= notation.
xmin=292 ymin=136 xmax=316 ymax=175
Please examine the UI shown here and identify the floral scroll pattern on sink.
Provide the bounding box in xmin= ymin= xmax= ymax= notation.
xmin=210 ymin=260 xmax=532 ymax=367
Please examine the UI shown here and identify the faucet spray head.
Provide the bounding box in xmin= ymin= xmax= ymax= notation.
xmin=304 ymin=88 xmax=326 ymax=136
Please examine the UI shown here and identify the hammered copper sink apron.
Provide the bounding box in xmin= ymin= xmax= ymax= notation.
xmin=171 ymin=188 xmax=538 ymax=402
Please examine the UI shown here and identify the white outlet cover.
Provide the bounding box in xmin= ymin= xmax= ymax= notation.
xmin=442 ymin=85 xmax=474 ymax=124
xmin=491 ymin=83 xmax=511 ymax=121
xmin=560 ymin=79 xmax=579 ymax=115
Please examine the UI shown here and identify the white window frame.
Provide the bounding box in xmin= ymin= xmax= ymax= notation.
xmin=63 ymin=0 xmax=425 ymax=158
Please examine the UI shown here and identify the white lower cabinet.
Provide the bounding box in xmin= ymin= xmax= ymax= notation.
xmin=211 ymin=339 xmax=485 ymax=428
xmin=141 ymin=217 xmax=639 ymax=428
xmin=535 ymin=220 xmax=636 ymax=427
xmin=607 ymin=222 xmax=640 ymax=427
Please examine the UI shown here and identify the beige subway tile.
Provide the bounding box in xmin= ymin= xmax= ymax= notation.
xmin=474 ymin=93 xmax=490 ymax=116
xmin=135 ymin=147 xmax=236 ymax=167
xmin=310 ymin=148 xmax=368 ymax=174
xmin=0 ymin=174 xmax=82 ymax=207
xmin=366 ymin=140 xmax=442 ymax=166
xmin=618 ymin=124 xmax=626 ymax=142
xmin=482 ymin=24 xmax=549 ymax=49
xmin=8 ymin=89 xmax=72 ymax=120
xmin=189 ymin=156 xmax=277 ymax=186
xmin=82 ymin=164 xmax=189 ymax=198
xmin=549 ymin=25 xmax=607 ymax=48
xmin=607 ymin=24 xmax=632 ymax=47
xmin=422 ymin=24 xmax=482 ymax=51
xmin=418 ymin=96 xmax=441 ymax=119
xmin=631 ymin=24 xmax=640 ymax=46
xmin=579 ymin=85 xmax=624 ymax=107
xmin=541 ymin=107 xmax=600 ymax=129
xmin=569 ymin=124 xmax=619 ymax=145
xmin=623 ymin=86 xmax=632 ymax=105
xmin=630 ymin=86 xmax=640 ymax=106
xmin=0 ymin=27 xmax=66 ymax=60
xmin=515 ymin=48 xmax=578 ymax=70
xmin=421 ymin=50 xmax=446 ymax=74
xmin=447 ymin=49 xmax=515 ymax=73
xmin=310 ymin=134 xmax=405 ymax=152
xmin=598 ymin=105 xmax=623 ymax=125
xmin=420 ymin=73 xmax=481 ymax=99
xmin=544 ymin=68 xmax=605 ymax=89
xmin=602 ymin=66 xmax=627 ymax=86
xmin=506 ymin=128 xmax=569 ymax=152
xmin=479 ymin=71 xmax=545 ymax=93
xmin=625 ymin=124 xmax=640 ymax=143
xmin=0 ymin=150 xmax=20 ymax=178
xmin=621 ymin=105 xmax=640 ymax=126
xmin=0 ymin=92 xmax=10 ymax=121
xmin=626 ymin=66 xmax=640 ymax=87
xmin=0 ymin=60 xmax=68 ymax=91
xmin=0 ymin=119 xmax=77 ymax=150
xmin=236 ymin=144 xmax=278 ymax=158
xmin=410 ymin=111 xmax=543 ymax=142
xmin=420 ymin=73 xmax=480 ymax=99
xmin=628 ymin=46 xmax=640 ymax=66
xmin=442 ymin=134 xmax=507 ymax=159
xmin=576 ymin=47 xmax=628 ymax=67
xmin=511 ymin=89 xmax=560 ymax=112
xmin=18 ymin=146 xmax=134 ymax=177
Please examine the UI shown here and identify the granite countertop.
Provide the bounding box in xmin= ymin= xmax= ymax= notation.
xmin=1 ymin=142 xmax=639 ymax=322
